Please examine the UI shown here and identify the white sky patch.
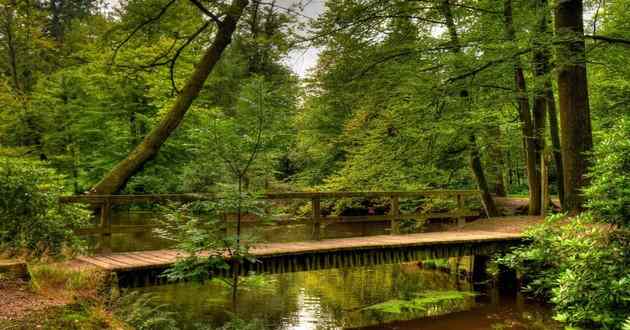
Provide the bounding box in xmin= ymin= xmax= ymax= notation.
xmin=280 ymin=0 xmax=325 ymax=78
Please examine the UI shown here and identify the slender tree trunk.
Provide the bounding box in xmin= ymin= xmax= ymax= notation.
xmin=554 ymin=0 xmax=593 ymax=213
xmin=439 ymin=0 xmax=499 ymax=216
xmin=532 ymin=0 xmax=559 ymax=212
xmin=469 ymin=135 xmax=500 ymax=217
xmin=503 ymin=0 xmax=541 ymax=214
xmin=3 ymin=1 xmax=20 ymax=94
xmin=489 ymin=127 xmax=507 ymax=197
xmin=545 ymin=82 xmax=565 ymax=206
xmin=89 ymin=0 xmax=249 ymax=195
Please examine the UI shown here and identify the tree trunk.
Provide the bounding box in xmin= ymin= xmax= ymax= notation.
xmin=89 ymin=0 xmax=250 ymax=195
xmin=545 ymin=82 xmax=565 ymax=206
xmin=489 ymin=127 xmax=508 ymax=197
xmin=3 ymin=1 xmax=21 ymax=94
xmin=554 ymin=0 xmax=593 ymax=213
xmin=503 ymin=0 xmax=541 ymax=214
xmin=439 ymin=0 xmax=499 ymax=216
xmin=469 ymin=135 xmax=500 ymax=217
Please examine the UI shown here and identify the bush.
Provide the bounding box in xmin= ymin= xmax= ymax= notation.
xmin=499 ymin=213 xmax=630 ymax=329
xmin=0 ymin=157 xmax=89 ymax=256
xmin=584 ymin=117 xmax=630 ymax=227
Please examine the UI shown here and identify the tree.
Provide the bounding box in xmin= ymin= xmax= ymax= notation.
xmin=554 ymin=0 xmax=593 ymax=213
xmin=438 ymin=0 xmax=499 ymax=216
xmin=89 ymin=0 xmax=250 ymax=195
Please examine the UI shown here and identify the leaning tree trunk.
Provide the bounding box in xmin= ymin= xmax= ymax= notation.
xmin=439 ymin=0 xmax=499 ymax=216
xmin=554 ymin=0 xmax=593 ymax=213
xmin=503 ymin=0 xmax=540 ymax=214
xmin=90 ymin=0 xmax=249 ymax=195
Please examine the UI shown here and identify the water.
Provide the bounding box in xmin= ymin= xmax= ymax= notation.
xmin=99 ymin=211 xmax=395 ymax=252
xmin=108 ymin=212 xmax=559 ymax=329
xmin=97 ymin=210 xmax=459 ymax=253
xmin=130 ymin=263 xmax=559 ymax=330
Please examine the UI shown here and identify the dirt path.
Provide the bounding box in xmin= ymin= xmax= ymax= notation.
xmin=0 ymin=279 xmax=69 ymax=322
xmin=449 ymin=215 xmax=544 ymax=234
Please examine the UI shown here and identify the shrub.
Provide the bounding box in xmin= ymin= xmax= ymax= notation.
xmin=0 ymin=156 xmax=89 ymax=256
xmin=584 ymin=117 xmax=630 ymax=227
xmin=499 ymin=213 xmax=630 ymax=329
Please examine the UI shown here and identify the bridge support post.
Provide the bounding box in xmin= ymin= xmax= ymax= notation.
xmin=99 ymin=200 xmax=112 ymax=253
xmin=312 ymin=197 xmax=321 ymax=240
xmin=390 ymin=196 xmax=400 ymax=235
xmin=457 ymin=194 xmax=466 ymax=227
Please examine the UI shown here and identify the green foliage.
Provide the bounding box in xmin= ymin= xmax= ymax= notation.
xmin=499 ymin=213 xmax=630 ymax=329
xmin=113 ymin=291 xmax=178 ymax=330
xmin=363 ymin=290 xmax=476 ymax=314
xmin=0 ymin=156 xmax=89 ymax=256
xmin=217 ymin=315 xmax=265 ymax=330
xmin=585 ymin=117 xmax=630 ymax=227
xmin=155 ymin=195 xmax=266 ymax=282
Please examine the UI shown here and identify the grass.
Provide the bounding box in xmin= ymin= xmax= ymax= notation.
xmin=0 ymin=262 xmax=128 ymax=330
xmin=29 ymin=263 xmax=115 ymax=302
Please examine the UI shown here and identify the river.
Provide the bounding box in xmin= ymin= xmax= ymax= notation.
xmin=106 ymin=211 xmax=559 ymax=329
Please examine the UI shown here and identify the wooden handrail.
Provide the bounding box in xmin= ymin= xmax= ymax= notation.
xmin=61 ymin=190 xmax=481 ymax=249
xmin=59 ymin=190 xmax=479 ymax=205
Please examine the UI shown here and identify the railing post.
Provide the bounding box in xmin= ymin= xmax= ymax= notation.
xmin=311 ymin=197 xmax=321 ymax=241
xmin=390 ymin=195 xmax=400 ymax=235
xmin=457 ymin=194 xmax=466 ymax=227
xmin=99 ymin=199 xmax=112 ymax=253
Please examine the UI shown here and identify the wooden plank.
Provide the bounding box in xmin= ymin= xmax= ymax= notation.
xmin=118 ymin=252 xmax=172 ymax=266
xmin=76 ymin=256 xmax=116 ymax=269
xmin=73 ymin=216 xmax=535 ymax=272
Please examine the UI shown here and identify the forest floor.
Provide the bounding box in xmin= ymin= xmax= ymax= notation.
xmin=448 ymin=215 xmax=544 ymax=234
xmin=0 ymin=261 xmax=117 ymax=329
xmin=0 ymin=278 xmax=70 ymax=322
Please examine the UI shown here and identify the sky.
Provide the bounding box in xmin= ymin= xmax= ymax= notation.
xmin=279 ymin=0 xmax=325 ymax=78
xmin=105 ymin=0 xmax=325 ymax=78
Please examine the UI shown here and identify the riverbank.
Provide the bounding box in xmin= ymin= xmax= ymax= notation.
xmin=0 ymin=262 xmax=130 ymax=329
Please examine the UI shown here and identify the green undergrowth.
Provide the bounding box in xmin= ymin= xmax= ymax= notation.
xmin=363 ymin=290 xmax=476 ymax=314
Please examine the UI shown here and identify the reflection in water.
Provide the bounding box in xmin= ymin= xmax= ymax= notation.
xmin=99 ymin=211 xmax=394 ymax=252
xmin=110 ymin=212 xmax=559 ymax=329
xmin=132 ymin=263 xmax=560 ymax=330
xmin=283 ymin=290 xmax=327 ymax=330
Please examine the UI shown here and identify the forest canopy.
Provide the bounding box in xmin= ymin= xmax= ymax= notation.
xmin=0 ymin=0 xmax=627 ymax=211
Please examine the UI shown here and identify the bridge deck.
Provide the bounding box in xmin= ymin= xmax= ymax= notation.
xmin=76 ymin=222 xmax=533 ymax=272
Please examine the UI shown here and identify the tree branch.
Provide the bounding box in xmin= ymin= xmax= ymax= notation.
xmin=188 ymin=0 xmax=223 ymax=25
xmin=110 ymin=0 xmax=177 ymax=65
xmin=586 ymin=34 xmax=630 ymax=47
xmin=170 ymin=22 xmax=212 ymax=93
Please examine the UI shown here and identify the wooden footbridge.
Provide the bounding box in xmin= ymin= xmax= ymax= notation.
xmin=60 ymin=191 xmax=538 ymax=286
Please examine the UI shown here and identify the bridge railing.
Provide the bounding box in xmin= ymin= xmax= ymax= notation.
xmin=60 ymin=190 xmax=480 ymax=251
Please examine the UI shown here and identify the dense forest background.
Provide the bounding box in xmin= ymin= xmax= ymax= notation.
xmin=1 ymin=1 xmax=629 ymax=329
xmin=0 ymin=0 xmax=628 ymax=208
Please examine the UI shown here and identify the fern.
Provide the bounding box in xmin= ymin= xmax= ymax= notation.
xmin=114 ymin=291 xmax=178 ymax=330
xmin=622 ymin=317 xmax=630 ymax=330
